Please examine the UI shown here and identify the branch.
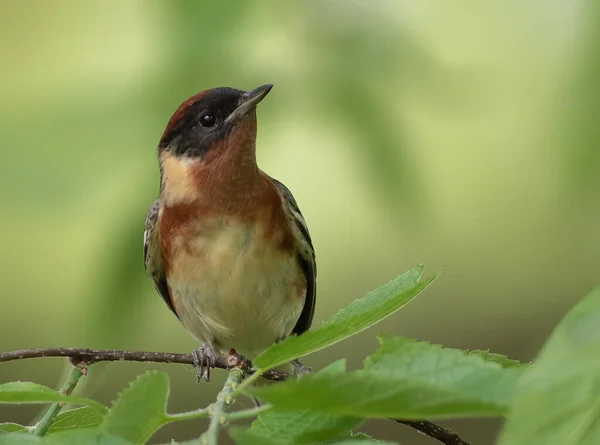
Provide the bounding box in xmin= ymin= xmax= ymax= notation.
xmin=396 ymin=420 xmax=470 ymax=445
xmin=0 ymin=347 xmax=288 ymax=382
xmin=0 ymin=347 xmax=470 ymax=445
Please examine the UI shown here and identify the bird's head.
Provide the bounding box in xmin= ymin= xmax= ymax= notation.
xmin=158 ymin=84 xmax=273 ymax=161
xmin=157 ymin=84 xmax=273 ymax=205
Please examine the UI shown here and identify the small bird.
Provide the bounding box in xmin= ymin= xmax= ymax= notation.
xmin=144 ymin=84 xmax=316 ymax=381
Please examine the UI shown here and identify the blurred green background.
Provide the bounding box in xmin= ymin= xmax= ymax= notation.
xmin=1 ymin=1 xmax=599 ymax=444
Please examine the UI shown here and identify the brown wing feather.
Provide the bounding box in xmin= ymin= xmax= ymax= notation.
xmin=144 ymin=199 xmax=178 ymax=317
xmin=271 ymin=178 xmax=316 ymax=336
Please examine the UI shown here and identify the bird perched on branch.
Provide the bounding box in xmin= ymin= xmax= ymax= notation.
xmin=144 ymin=84 xmax=316 ymax=382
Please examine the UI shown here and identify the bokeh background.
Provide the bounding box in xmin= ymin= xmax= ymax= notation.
xmin=1 ymin=1 xmax=599 ymax=444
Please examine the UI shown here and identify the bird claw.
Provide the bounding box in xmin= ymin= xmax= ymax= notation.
xmin=192 ymin=346 xmax=218 ymax=382
xmin=291 ymin=359 xmax=312 ymax=379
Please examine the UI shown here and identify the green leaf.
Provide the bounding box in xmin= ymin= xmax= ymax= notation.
xmin=320 ymin=432 xmax=374 ymax=443
xmin=231 ymin=427 xmax=385 ymax=445
xmin=326 ymin=442 xmax=395 ymax=445
xmin=46 ymin=407 xmax=104 ymax=434
xmin=464 ymin=350 xmax=523 ymax=368
xmin=499 ymin=285 xmax=600 ymax=445
xmin=102 ymin=371 xmax=170 ymax=444
xmin=0 ymin=382 xmax=107 ymax=414
xmin=229 ymin=428 xmax=285 ymax=445
xmin=248 ymin=410 xmax=363 ymax=444
xmin=328 ymin=442 xmax=394 ymax=445
xmin=48 ymin=431 xmax=133 ymax=445
xmin=253 ymin=335 xmax=523 ymax=419
xmin=0 ymin=436 xmax=40 ymax=444
xmin=254 ymin=265 xmax=438 ymax=370
xmin=0 ymin=424 xmax=28 ymax=434
xmin=0 ymin=430 xmax=131 ymax=445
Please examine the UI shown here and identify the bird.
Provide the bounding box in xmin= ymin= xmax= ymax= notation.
xmin=143 ymin=84 xmax=316 ymax=382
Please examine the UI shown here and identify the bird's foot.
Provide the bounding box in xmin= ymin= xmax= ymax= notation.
xmin=291 ymin=359 xmax=312 ymax=379
xmin=192 ymin=345 xmax=218 ymax=382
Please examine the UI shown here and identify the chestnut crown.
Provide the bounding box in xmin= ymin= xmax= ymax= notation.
xmin=158 ymin=84 xmax=273 ymax=158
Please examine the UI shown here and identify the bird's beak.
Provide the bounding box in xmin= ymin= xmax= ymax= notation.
xmin=225 ymin=84 xmax=273 ymax=124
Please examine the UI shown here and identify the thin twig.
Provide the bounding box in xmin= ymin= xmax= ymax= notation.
xmin=395 ymin=420 xmax=471 ymax=445
xmin=165 ymin=406 xmax=210 ymax=422
xmin=0 ymin=347 xmax=470 ymax=445
xmin=32 ymin=365 xmax=84 ymax=436
xmin=200 ymin=367 xmax=245 ymax=445
xmin=226 ymin=404 xmax=272 ymax=422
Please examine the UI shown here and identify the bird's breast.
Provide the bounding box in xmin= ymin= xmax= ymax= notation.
xmin=160 ymin=209 xmax=305 ymax=357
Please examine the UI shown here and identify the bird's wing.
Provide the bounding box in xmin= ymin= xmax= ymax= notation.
xmin=271 ymin=178 xmax=317 ymax=336
xmin=144 ymin=199 xmax=178 ymax=317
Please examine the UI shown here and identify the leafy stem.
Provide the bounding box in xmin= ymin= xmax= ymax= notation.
xmin=200 ymin=367 xmax=245 ymax=445
xmin=230 ymin=370 xmax=264 ymax=399
xmin=32 ymin=364 xmax=84 ymax=436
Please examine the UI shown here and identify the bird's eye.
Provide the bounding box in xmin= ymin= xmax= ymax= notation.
xmin=200 ymin=113 xmax=216 ymax=128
